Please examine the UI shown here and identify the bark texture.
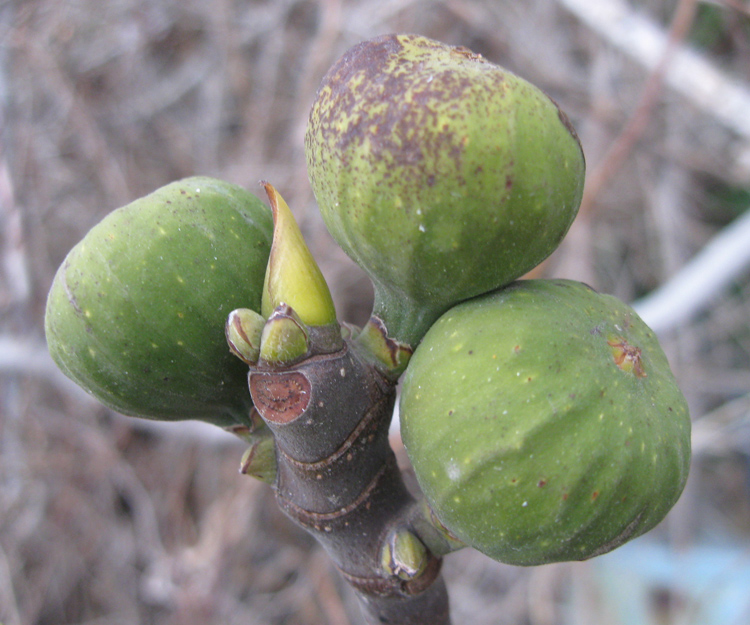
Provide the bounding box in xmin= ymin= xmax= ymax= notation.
xmin=248 ymin=339 xmax=451 ymax=625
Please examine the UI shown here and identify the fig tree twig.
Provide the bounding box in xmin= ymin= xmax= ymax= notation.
xmin=247 ymin=335 xmax=451 ymax=625
xmin=558 ymin=0 xmax=750 ymax=140
xmin=575 ymin=0 xmax=699 ymax=220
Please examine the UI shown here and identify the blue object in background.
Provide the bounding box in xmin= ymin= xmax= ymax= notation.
xmin=571 ymin=539 xmax=750 ymax=625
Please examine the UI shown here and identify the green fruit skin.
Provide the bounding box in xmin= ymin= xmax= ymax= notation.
xmin=45 ymin=177 xmax=273 ymax=427
xmin=305 ymin=34 xmax=585 ymax=345
xmin=400 ymin=280 xmax=691 ymax=566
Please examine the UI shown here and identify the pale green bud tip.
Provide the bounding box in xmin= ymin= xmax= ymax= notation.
xmin=382 ymin=528 xmax=429 ymax=581
xmin=226 ymin=308 xmax=266 ymax=365
xmin=261 ymin=182 xmax=337 ymax=326
xmin=259 ymin=304 xmax=310 ymax=366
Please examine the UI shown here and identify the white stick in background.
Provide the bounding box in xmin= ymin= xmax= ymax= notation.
xmin=633 ymin=206 xmax=750 ymax=334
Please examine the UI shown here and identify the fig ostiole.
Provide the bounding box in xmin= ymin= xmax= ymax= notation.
xmin=399 ymin=279 xmax=691 ymax=566
xmin=45 ymin=176 xmax=273 ymax=427
xmin=305 ymin=34 xmax=585 ymax=346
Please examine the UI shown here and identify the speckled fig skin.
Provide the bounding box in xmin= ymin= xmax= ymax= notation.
xmin=400 ymin=280 xmax=691 ymax=566
xmin=45 ymin=177 xmax=273 ymax=427
xmin=305 ymin=34 xmax=585 ymax=345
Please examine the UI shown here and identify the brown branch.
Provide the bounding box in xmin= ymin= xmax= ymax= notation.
xmin=247 ymin=338 xmax=451 ymax=625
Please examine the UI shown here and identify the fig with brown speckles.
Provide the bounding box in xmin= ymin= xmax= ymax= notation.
xmin=305 ymin=34 xmax=585 ymax=346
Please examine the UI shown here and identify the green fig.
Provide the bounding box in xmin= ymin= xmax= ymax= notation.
xmin=400 ymin=280 xmax=690 ymax=566
xmin=45 ymin=177 xmax=273 ymax=427
xmin=305 ymin=34 xmax=585 ymax=346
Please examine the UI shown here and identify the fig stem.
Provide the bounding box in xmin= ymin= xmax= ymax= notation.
xmin=371 ymin=283 xmax=443 ymax=349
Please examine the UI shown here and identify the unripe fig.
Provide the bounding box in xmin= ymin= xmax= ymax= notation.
xmin=45 ymin=177 xmax=273 ymax=427
xmin=305 ymin=34 xmax=585 ymax=345
xmin=400 ymin=280 xmax=690 ymax=566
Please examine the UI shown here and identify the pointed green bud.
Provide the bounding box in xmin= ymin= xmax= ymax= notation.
xmin=239 ymin=432 xmax=277 ymax=484
xmin=261 ymin=183 xmax=336 ymax=327
xmin=382 ymin=528 xmax=429 ymax=581
xmin=259 ymin=304 xmax=310 ymax=366
xmin=226 ymin=308 xmax=266 ymax=365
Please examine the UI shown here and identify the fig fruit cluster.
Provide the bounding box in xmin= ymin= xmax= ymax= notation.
xmin=44 ymin=32 xmax=691 ymax=571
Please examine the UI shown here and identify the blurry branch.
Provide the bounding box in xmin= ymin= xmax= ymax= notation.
xmin=24 ymin=36 xmax=131 ymax=205
xmin=556 ymin=0 xmax=750 ymax=336
xmin=632 ymin=206 xmax=750 ymax=334
xmin=574 ymin=0 xmax=699 ymax=220
xmin=125 ymin=55 xmax=214 ymax=122
xmin=0 ymin=335 xmax=243 ymax=447
xmin=0 ymin=541 xmax=22 ymax=625
xmin=691 ymin=391 xmax=750 ymax=455
xmin=0 ymin=336 xmax=67 ymax=381
xmin=549 ymin=0 xmax=699 ymax=287
xmin=0 ymin=152 xmax=30 ymax=307
xmin=710 ymin=0 xmax=750 ymax=18
xmin=557 ymin=0 xmax=750 ymax=141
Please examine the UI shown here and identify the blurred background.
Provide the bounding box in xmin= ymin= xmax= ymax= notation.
xmin=2 ymin=0 xmax=750 ymax=623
